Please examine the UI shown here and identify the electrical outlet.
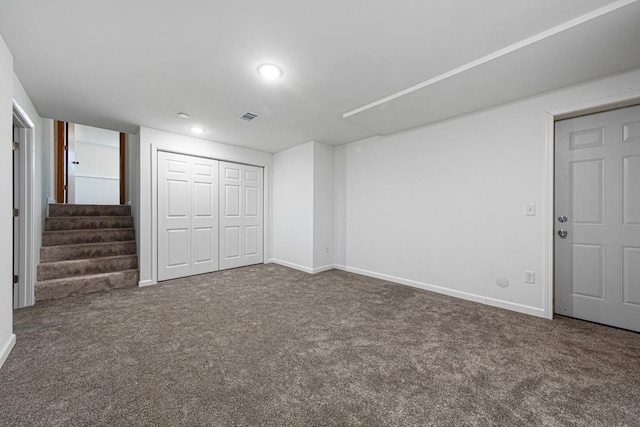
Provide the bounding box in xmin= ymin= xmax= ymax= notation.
xmin=525 ymin=204 xmax=536 ymax=216
xmin=525 ymin=271 xmax=535 ymax=284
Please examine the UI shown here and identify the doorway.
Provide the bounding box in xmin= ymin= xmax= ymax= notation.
xmin=13 ymin=120 xmax=20 ymax=308
xmin=554 ymin=104 xmax=640 ymax=332
xmin=55 ymin=121 xmax=127 ymax=204
xmin=12 ymin=102 xmax=35 ymax=309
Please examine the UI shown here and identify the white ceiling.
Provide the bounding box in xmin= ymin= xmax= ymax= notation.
xmin=345 ymin=1 xmax=640 ymax=135
xmin=0 ymin=0 xmax=636 ymax=153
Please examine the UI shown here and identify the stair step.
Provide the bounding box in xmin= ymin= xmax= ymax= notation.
xmin=35 ymin=269 xmax=139 ymax=301
xmin=45 ymin=216 xmax=134 ymax=231
xmin=49 ymin=204 xmax=131 ymax=217
xmin=40 ymin=241 xmax=137 ymax=262
xmin=37 ymin=255 xmax=138 ymax=281
xmin=42 ymin=228 xmax=135 ymax=246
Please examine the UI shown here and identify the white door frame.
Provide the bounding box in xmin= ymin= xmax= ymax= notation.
xmin=151 ymin=145 xmax=270 ymax=285
xmin=65 ymin=123 xmax=76 ymax=204
xmin=12 ymin=99 xmax=35 ymax=308
xmin=544 ymin=91 xmax=640 ymax=320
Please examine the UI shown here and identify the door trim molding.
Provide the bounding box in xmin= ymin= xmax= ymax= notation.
xmin=55 ymin=121 xmax=64 ymax=202
xmin=119 ymin=133 xmax=126 ymax=205
xmin=12 ymin=99 xmax=36 ymax=308
xmin=544 ymin=90 xmax=640 ymax=320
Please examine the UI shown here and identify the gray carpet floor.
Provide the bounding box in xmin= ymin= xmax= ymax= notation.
xmin=1 ymin=264 xmax=639 ymax=426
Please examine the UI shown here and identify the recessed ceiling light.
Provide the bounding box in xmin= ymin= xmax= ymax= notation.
xmin=177 ymin=113 xmax=190 ymax=119
xmin=257 ymin=63 xmax=283 ymax=80
xmin=190 ymin=127 xmax=205 ymax=134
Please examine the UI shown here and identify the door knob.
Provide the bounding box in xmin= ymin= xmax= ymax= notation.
xmin=557 ymin=229 xmax=568 ymax=238
xmin=558 ymin=215 xmax=568 ymax=223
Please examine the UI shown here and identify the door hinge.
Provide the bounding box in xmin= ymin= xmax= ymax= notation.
xmin=13 ymin=208 xmax=19 ymax=217
xmin=64 ymin=184 xmax=68 ymax=190
xmin=12 ymin=141 xmax=19 ymax=151
xmin=64 ymin=145 xmax=68 ymax=151
xmin=13 ymin=275 xmax=18 ymax=284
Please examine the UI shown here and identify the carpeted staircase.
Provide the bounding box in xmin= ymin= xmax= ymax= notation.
xmin=36 ymin=204 xmax=138 ymax=301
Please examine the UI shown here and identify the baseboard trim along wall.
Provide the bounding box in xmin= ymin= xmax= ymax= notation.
xmin=267 ymin=259 xmax=334 ymax=275
xmin=266 ymin=261 xmax=545 ymax=318
xmin=267 ymin=259 xmax=314 ymax=274
xmin=138 ymin=280 xmax=154 ymax=287
xmin=334 ymin=265 xmax=546 ymax=318
xmin=311 ymin=264 xmax=335 ymax=274
xmin=0 ymin=334 xmax=16 ymax=369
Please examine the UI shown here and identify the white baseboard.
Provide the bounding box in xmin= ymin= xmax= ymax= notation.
xmin=484 ymin=297 xmax=546 ymax=317
xmin=337 ymin=265 xmax=546 ymax=318
xmin=138 ymin=280 xmax=154 ymax=287
xmin=267 ymin=259 xmax=336 ymax=275
xmin=0 ymin=333 xmax=16 ymax=369
xmin=268 ymin=259 xmax=314 ymax=274
xmin=312 ymin=264 xmax=335 ymax=274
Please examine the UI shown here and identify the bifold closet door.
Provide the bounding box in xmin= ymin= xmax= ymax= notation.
xmin=158 ymin=152 xmax=219 ymax=281
xmin=219 ymin=161 xmax=264 ymax=270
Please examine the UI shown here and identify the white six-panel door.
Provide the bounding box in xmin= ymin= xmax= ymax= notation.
xmin=158 ymin=152 xmax=219 ymax=281
xmin=219 ymin=161 xmax=264 ymax=270
xmin=555 ymin=104 xmax=640 ymax=332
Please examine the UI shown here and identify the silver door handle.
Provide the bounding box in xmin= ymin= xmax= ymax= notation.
xmin=557 ymin=229 xmax=568 ymax=238
xmin=558 ymin=215 xmax=568 ymax=223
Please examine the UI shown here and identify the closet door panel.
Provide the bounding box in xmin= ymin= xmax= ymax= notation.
xmin=190 ymin=158 xmax=218 ymax=275
xmin=219 ymin=162 xmax=263 ymax=270
xmin=158 ymin=152 xmax=218 ymax=280
xmin=158 ymin=152 xmax=191 ymax=280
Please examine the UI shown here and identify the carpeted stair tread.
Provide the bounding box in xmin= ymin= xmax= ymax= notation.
xmin=37 ymin=254 xmax=138 ymax=281
xmin=45 ymin=216 xmax=134 ymax=231
xmin=40 ymin=241 xmax=137 ymax=262
xmin=35 ymin=269 xmax=139 ymax=301
xmin=37 ymin=203 xmax=139 ymax=301
xmin=42 ymin=228 xmax=136 ymax=246
xmin=49 ymin=203 xmax=131 ymax=217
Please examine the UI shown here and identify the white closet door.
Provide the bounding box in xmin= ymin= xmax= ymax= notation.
xmin=158 ymin=152 xmax=218 ymax=281
xmin=219 ymin=161 xmax=263 ymax=270
xmin=190 ymin=157 xmax=219 ymax=275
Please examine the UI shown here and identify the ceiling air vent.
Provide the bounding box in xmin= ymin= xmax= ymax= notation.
xmin=239 ymin=111 xmax=259 ymax=121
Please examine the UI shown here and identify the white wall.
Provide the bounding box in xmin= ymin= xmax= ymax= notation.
xmin=312 ymin=142 xmax=334 ymax=270
xmin=334 ymin=145 xmax=347 ymax=267
xmin=128 ymin=132 xmax=140 ymax=262
xmin=75 ymin=141 xmax=119 ymax=178
xmin=272 ymin=142 xmax=314 ymax=271
xmin=272 ymin=141 xmax=335 ymax=273
xmin=41 ymin=119 xmax=54 ymax=203
xmin=74 ymin=141 xmax=119 ymax=204
xmin=336 ymin=67 xmax=640 ymax=319
xmin=137 ymin=127 xmax=272 ymax=287
xmin=0 ymin=35 xmax=15 ymax=368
